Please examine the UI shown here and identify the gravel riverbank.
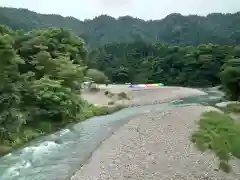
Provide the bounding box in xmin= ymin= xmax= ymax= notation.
xmin=71 ymin=105 xmax=240 ymax=180
xmin=72 ymin=86 xmax=240 ymax=180
xmin=82 ymin=85 xmax=207 ymax=106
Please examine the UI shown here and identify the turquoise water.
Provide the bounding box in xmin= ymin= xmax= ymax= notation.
xmin=0 ymin=88 xmax=224 ymax=180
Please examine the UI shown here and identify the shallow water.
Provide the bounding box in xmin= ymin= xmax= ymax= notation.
xmin=0 ymin=88 xmax=223 ymax=180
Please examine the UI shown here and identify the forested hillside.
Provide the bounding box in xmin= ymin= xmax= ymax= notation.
xmin=0 ymin=7 xmax=240 ymax=46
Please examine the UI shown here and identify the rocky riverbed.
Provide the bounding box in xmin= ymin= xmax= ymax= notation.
xmin=1 ymin=86 xmax=238 ymax=180
xmin=72 ymin=86 xmax=240 ymax=180
xmin=81 ymin=85 xmax=207 ymax=106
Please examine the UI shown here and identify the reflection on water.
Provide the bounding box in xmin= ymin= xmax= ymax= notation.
xmin=0 ymin=87 xmax=224 ymax=180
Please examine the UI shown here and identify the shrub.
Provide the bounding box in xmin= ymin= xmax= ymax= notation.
xmin=108 ymin=101 xmax=115 ymax=105
xmin=104 ymin=90 xmax=109 ymax=95
xmin=118 ymin=92 xmax=129 ymax=100
xmin=86 ymin=69 xmax=108 ymax=84
xmin=28 ymin=77 xmax=82 ymax=122
xmin=104 ymin=90 xmax=114 ymax=97
xmin=191 ymin=111 xmax=240 ymax=172
xmin=225 ymin=103 xmax=240 ymax=113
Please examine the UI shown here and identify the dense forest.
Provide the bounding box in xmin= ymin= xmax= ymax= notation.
xmin=0 ymin=7 xmax=240 ymax=157
xmin=89 ymin=42 xmax=240 ymax=99
xmin=0 ymin=25 xmax=117 ymax=154
xmin=0 ymin=7 xmax=240 ymax=46
xmin=89 ymin=43 xmax=233 ymax=85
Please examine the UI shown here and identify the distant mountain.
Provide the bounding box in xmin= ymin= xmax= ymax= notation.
xmin=0 ymin=7 xmax=240 ymax=46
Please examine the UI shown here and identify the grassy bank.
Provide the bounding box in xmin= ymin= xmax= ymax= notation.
xmin=0 ymin=103 xmax=126 ymax=156
xmin=223 ymin=102 xmax=240 ymax=113
xmin=191 ymin=111 xmax=240 ymax=172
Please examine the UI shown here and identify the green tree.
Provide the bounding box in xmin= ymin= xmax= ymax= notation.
xmin=27 ymin=77 xmax=83 ymax=122
xmin=0 ymin=26 xmax=90 ymax=148
xmin=220 ymin=59 xmax=240 ymax=100
xmin=0 ymin=34 xmax=26 ymax=141
xmin=86 ymin=69 xmax=108 ymax=84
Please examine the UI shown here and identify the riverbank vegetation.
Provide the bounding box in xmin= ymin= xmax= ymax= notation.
xmin=225 ymin=103 xmax=240 ymax=113
xmin=0 ymin=25 xmax=123 ymax=155
xmin=191 ymin=111 xmax=240 ymax=172
xmin=189 ymin=52 xmax=240 ymax=172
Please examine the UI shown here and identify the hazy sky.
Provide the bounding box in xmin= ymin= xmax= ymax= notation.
xmin=1 ymin=0 xmax=240 ymax=20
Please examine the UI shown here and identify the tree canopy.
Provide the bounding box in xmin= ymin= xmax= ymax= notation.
xmin=0 ymin=7 xmax=240 ymax=47
xmin=0 ymin=25 xmax=109 ymax=152
xmin=87 ymin=41 xmax=240 ymax=100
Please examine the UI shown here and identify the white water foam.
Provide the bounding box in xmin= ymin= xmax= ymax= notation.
xmin=2 ymin=160 xmax=31 ymax=178
xmin=59 ymin=129 xmax=70 ymax=136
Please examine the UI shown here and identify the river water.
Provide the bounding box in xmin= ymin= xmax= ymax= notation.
xmin=0 ymin=87 xmax=224 ymax=180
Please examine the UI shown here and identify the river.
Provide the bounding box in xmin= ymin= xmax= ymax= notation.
xmin=0 ymin=87 xmax=224 ymax=180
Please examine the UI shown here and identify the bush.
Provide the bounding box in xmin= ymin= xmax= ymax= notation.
xmin=97 ymin=105 xmax=125 ymax=115
xmin=108 ymin=101 xmax=115 ymax=105
xmin=79 ymin=103 xmax=125 ymax=120
xmin=118 ymin=92 xmax=129 ymax=100
xmin=191 ymin=111 xmax=240 ymax=172
xmin=104 ymin=90 xmax=114 ymax=97
xmin=28 ymin=77 xmax=82 ymax=122
xmin=104 ymin=90 xmax=109 ymax=95
xmin=220 ymin=59 xmax=240 ymax=101
xmin=225 ymin=103 xmax=240 ymax=113
xmin=86 ymin=69 xmax=108 ymax=84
